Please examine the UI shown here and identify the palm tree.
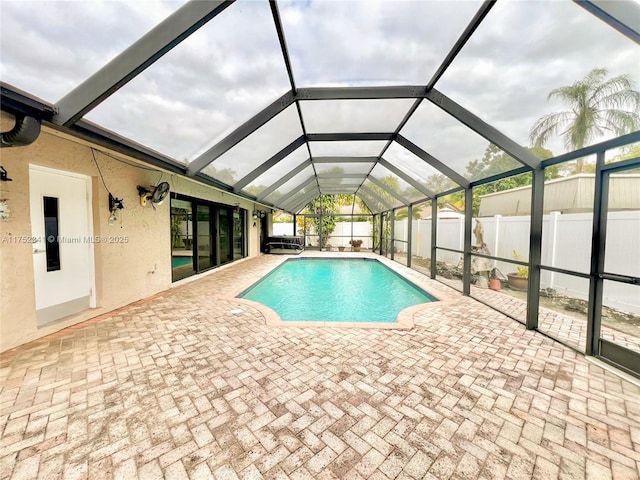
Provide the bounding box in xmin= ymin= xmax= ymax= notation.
xmin=394 ymin=207 xmax=422 ymax=221
xmin=530 ymin=68 xmax=640 ymax=172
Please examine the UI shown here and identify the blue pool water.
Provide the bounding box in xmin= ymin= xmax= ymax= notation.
xmin=172 ymin=256 xmax=192 ymax=268
xmin=239 ymin=258 xmax=436 ymax=323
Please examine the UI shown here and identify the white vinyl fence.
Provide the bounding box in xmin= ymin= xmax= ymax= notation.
xmin=273 ymin=221 xmax=374 ymax=248
xmin=404 ymin=211 xmax=639 ymax=314
xmin=274 ymin=211 xmax=640 ymax=313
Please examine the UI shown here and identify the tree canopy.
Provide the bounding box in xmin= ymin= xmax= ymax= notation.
xmin=530 ymin=67 xmax=640 ymax=172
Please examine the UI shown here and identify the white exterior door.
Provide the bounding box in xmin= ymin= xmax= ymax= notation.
xmin=29 ymin=165 xmax=95 ymax=325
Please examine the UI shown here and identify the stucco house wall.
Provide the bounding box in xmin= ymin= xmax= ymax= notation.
xmin=0 ymin=111 xmax=261 ymax=352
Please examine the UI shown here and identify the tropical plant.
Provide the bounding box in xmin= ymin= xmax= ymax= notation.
xmin=512 ymin=250 xmax=529 ymax=278
xmin=364 ymin=176 xmax=402 ymax=210
xmin=305 ymin=194 xmax=338 ymax=246
xmin=206 ymin=166 xmax=237 ymax=185
xmin=425 ymin=173 xmax=457 ymax=197
xmin=530 ymin=68 xmax=640 ymax=172
xmin=465 ymin=144 xmax=557 ymax=215
xmin=394 ymin=206 xmax=423 ymax=221
xmin=609 ymin=143 xmax=640 ymax=164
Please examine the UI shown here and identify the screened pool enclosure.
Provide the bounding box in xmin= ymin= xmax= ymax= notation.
xmin=1 ymin=0 xmax=639 ymax=376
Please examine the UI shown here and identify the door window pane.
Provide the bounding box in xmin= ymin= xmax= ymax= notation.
xmin=233 ymin=210 xmax=244 ymax=260
xmin=171 ymin=198 xmax=194 ymax=281
xmin=43 ymin=196 xmax=61 ymax=272
xmin=219 ymin=208 xmax=232 ymax=264
xmin=197 ymin=205 xmax=213 ymax=270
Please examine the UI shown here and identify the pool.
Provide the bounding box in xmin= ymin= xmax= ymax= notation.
xmin=238 ymin=258 xmax=436 ymax=323
xmin=172 ymin=256 xmax=193 ymax=268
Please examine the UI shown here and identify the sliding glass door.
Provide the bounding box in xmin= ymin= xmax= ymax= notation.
xmin=171 ymin=195 xmax=247 ymax=281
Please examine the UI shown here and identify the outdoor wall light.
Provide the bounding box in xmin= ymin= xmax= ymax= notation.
xmin=108 ymin=193 xmax=124 ymax=225
xmin=252 ymin=209 xmax=266 ymax=219
xmin=0 ymin=166 xmax=12 ymax=182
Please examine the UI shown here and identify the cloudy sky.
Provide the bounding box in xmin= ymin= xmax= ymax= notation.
xmin=1 ymin=0 xmax=638 ymax=191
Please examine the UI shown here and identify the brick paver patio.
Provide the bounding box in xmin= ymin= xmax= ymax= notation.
xmin=1 ymin=253 xmax=639 ymax=479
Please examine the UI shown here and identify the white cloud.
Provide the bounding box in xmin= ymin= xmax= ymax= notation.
xmin=436 ymin=0 xmax=640 ymax=155
xmin=84 ymin=0 xmax=292 ymax=161
xmin=1 ymin=0 xmax=638 ymax=192
xmin=0 ymin=0 xmax=184 ymax=101
xmin=279 ymin=0 xmax=482 ymax=86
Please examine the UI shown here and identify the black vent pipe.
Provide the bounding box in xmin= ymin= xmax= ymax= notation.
xmin=0 ymin=114 xmax=41 ymax=147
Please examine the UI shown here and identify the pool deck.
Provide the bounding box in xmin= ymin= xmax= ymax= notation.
xmin=1 ymin=252 xmax=639 ymax=479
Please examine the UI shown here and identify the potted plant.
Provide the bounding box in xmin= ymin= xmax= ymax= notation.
xmin=489 ymin=268 xmax=501 ymax=291
xmin=338 ymin=245 xmax=345 ymax=252
xmin=507 ymin=250 xmax=528 ymax=291
xmin=349 ymin=239 xmax=363 ymax=252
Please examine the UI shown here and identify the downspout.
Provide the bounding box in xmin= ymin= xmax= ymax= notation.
xmin=0 ymin=114 xmax=41 ymax=147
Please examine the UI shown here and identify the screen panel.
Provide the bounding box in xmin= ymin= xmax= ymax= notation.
xmin=401 ymin=101 xmax=522 ymax=181
xmin=280 ymin=0 xmax=483 ymax=87
xmin=242 ymin=145 xmax=309 ymax=197
xmin=300 ymin=99 xmax=415 ymax=133
xmin=369 ymin=164 xmax=424 ymax=203
xmin=309 ymin=141 xmax=387 ymax=157
xmin=318 ymin=177 xmax=364 ymax=188
xmin=262 ymin=166 xmax=316 ymax=206
xmin=86 ymin=1 xmax=291 ymax=161
xmin=436 ymin=0 xmax=640 ymax=156
xmin=357 ymin=190 xmax=386 ymax=214
xmin=361 ymin=176 xmax=404 ymax=209
xmin=314 ymin=162 xmax=375 ymax=175
xmin=201 ymin=105 xmax=303 ymax=186
xmin=0 ymin=1 xmax=186 ymax=102
xmin=383 ymin=141 xmax=458 ymax=194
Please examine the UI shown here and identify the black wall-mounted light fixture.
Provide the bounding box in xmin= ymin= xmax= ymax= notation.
xmin=108 ymin=193 xmax=124 ymax=225
xmin=0 ymin=166 xmax=12 ymax=182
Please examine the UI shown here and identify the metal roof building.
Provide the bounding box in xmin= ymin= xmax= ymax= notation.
xmin=478 ymin=174 xmax=640 ymax=216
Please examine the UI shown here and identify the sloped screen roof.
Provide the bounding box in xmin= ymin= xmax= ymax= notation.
xmin=1 ymin=0 xmax=638 ymax=213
